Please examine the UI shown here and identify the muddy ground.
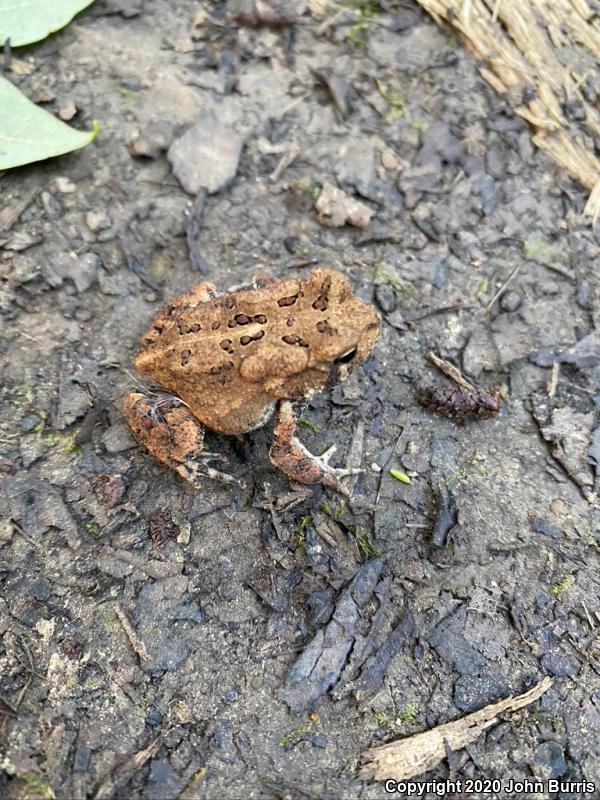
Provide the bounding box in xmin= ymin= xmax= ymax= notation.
xmin=1 ymin=1 xmax=600 ymax=798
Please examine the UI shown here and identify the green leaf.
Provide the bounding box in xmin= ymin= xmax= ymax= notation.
xmin=0 ymin=76 xmax=97 ymax=170
xmin=0 ymin=0 xmax=95 ymax=47
xmin=390 ymin=468 xmax=411 ymax=484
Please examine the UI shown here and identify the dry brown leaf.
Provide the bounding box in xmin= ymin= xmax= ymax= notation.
xmin=414 ymin=0 xmax=600 ymax=219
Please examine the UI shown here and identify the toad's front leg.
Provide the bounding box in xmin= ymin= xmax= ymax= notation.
xmin=123 ymin=393 xmax=244 ymax=488
xmin=269 ymin=400 xmax=361 ymax=497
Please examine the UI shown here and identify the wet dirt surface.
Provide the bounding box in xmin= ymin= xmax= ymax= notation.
xmin=1 ymin=1 xmax=599 ymax=798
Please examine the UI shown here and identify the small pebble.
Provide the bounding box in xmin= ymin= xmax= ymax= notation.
xmin=101 ymin=423 xmax=136 ymax=453
xmin=58 ymin=99 xmax=77 ymax=121
xmin=55 ymin=177 xmax=77 ymax=194
xmin=536 ymin=594 xmax=550 ymax=610
xmin=576 ymin=279 xmax=591 ymax=309
xmin=374 ymin=283 xmax=397 ymax=314
xmin=73 ymin=746 xmax=92 ymax=772
xmin=538 ymin=280 xmax=559 ymax=295
xmin=532 ymin=741 xmax=567 ymax=780
xmin=18 ymin=413 xmax=42 ymax=432
xmin=500 ymin=290 xmax=521 ymax=312
xmin=312 ymin=734 xmax=327 ymax=748
xmin=86 ymin=210 xmax=111 ymax=232
xmin=550 ymin=498 xmax=567 ymax=517
xmin=531 ymin=518 xmax=560 ymax=537
xmin=146 ymin=707 xmax=163 ymax=726
xmin=540 ymin=649 xmax=580 ymax=677
xmin=380 ymin=148 xmax=400 ymax=171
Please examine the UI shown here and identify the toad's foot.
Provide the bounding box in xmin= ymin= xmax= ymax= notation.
xmin=175 ymin=460 xmax=244 ymax=489
xmin=123 ymin=393 xmax=244 ymax=489
xmin=269 ymin=400 xmax=362 ymax=497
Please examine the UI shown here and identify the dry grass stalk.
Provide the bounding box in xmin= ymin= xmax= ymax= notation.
xmin=360 ymin=676 xmax=552 ymax=781
xmin=414 ymin=0 xmax=600 ymax=219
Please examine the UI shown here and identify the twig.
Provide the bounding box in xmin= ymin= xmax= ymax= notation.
xmin=0 ymin=188 xmax=38 ymax=232
xmin=542 ymin=261 xmax=575 ymax=280
xmin=345 ymin=418 xmax=365 ymax=496
xmin=485 ymin=263 xmax=522 ymax=311
xmin=114 ymin=603 xmax=151 ymax=664
xmin=376 ymin=424 xmax=407 ymax=506
xmin=10 ymin=519 xmax=41 ymax=548
xmin=269 ymin=143 xmax=301 ymax=182
xmin=426 ymin=351 xmax=476 ymax=391
xmin=93 ymin=732 xmax=165 ymax=800
xmin=360 ymin=676 xmax=552 ymax=781
xmin=581 ymin=600 xmax=595 ymax=631
xmin=14 ymin=329 xmax=42 ymax=343
xmin=17 ymin=636 xmax=46 ymax=684
xmin=547 ymin=361 xmax=559 ymax=398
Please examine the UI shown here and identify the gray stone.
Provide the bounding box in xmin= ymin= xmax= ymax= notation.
xmin=146 ymin=759 xmax=182 ymax=800
xmin=42 ymin=252 xmax=99 ymax=292
xmin=454 ymin=671 xmax=511 ymax=713
xmin=167 ymin=113 xmax=245 ymax=195
xmin=532 ymin=741 xmax=567 ymax=780
xmin=375 ymin=283 xmax=397 ymax=314
xmin=56 ymin=382 xmax=91 ymax=429
xmin=500 ymin=290 xmax=522 ymax=312
xmin=540 ymin=648 xmax=580 ymax=677
xmin=19 ymin=434 xmax=46 ymax=468
xmin=101 ymin=423 xmax=136 ymax=453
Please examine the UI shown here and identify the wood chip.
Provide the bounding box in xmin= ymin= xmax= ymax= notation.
xmin=360 ymin=676 xmax=552 ymax=781
xmin=269 ymin=143 xmax=300 ymax=182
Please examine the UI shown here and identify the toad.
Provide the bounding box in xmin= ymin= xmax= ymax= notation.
xmin=123 ymin=268 xmax=380 ymax=494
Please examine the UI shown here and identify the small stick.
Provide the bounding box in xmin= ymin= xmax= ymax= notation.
xmin=344 ymin=418 xmax=365 ymax=496
xmin=0 ymin=188 xmax=38 ymax=232
xmin=11 ymin=520 xmax=41 ymax=548
xmin=376 ymin=425 xmax=405 ymax=506
xmin=14 ymin=329 xmax=42 ymax=343
xmin=485 ymin=263 xmax=522 ymax=311
xmin=547 ymin=361 xmax=559 ymax=397
xmin=93 ymin=732 xmax=164 ymax=800
xmin=542 ymin=261 xmax=575 ymax=280
xmin=360 ymin=676 xmax=552 ymax=781
xmin=114 ymin=604 xmax=151 ymax=664
xmin=269 ymin=143 xmax=300 ymax=182
xmin=426 ymin=351 xmax=476 ymax=391
xmin=581 ymin=600 xmax=595 ymax=630
xmin=17 ymin=636 xmax=46 ymax=683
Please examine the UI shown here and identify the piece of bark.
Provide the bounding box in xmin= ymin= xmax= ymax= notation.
xmin=360 ymin=676 xmax=552 ymax=781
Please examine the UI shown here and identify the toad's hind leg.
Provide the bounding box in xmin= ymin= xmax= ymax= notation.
xmin=123 ymin=393 xmax=244 ymax=488
xmin=269 ymin=401 xmax=361 ymax=497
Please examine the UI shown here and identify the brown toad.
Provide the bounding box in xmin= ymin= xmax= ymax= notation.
xmin=123 ymin=268 xmax=380 ymax=494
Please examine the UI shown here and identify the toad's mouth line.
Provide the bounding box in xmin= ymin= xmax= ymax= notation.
xmin=334 ymin=347 xmax=358 ymax=365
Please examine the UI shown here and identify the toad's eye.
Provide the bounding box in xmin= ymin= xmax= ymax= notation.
xmin=334 ymin=347 xmax=357 ymax=365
